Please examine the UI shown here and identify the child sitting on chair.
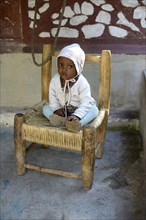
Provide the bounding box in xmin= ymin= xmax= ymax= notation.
xmin=43 ymin=43 xmax=98 ymax=133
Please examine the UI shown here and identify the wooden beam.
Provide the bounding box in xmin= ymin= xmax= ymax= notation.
xmin=41 ymin=44 xmax=52 ymax=101
xmin=14 ymin=113 xmax=26 ymax=175
xmin=82 ymin=127 xmax=96 ymax=190
xmin=98 ymin=50 xmax=111 ymax=109
xmin=25 ymin=163 xmax=82 ymax=179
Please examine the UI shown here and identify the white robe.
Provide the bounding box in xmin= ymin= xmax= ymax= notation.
xmin=49 ymin=73 xmax=96 ymax=119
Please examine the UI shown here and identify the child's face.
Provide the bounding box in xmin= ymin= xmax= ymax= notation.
xmin=57 ymin=56 xmax=77 ymax=80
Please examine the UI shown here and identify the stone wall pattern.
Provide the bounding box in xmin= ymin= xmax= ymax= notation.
xmin=0 ymin=0 xmax=145 ymax=53
xmin=28 ymin=0 xmax=146 ymax=40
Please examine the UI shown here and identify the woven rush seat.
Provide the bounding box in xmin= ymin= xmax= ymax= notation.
xmin=23 ymin=100 xmax=106 ymax=151
xmin=22 ymin=124 xmax=82 ymax=151
xmin=24 ymin=100 xmax=82 ymax=150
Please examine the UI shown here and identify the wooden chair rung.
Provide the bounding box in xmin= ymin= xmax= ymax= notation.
xmin=25 ymin=163 xmax=82 ymax=179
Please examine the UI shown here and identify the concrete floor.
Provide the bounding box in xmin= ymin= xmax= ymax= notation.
xmin=0 ymin=109 xmax=146 ymax=220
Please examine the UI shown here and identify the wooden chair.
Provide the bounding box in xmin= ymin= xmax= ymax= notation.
xmin=14 ymin=44 xmax=111 ymax=190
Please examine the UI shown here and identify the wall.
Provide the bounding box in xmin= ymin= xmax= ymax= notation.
xmin=140 ymin=70 xmax=146 ymax=160
xmin=0 ymin=53 xmax=41 ymax=107
xmin=1 ymin=0 xmax=146 ymax=54
xmin=1 ymin=53 xmax=145 ymax=111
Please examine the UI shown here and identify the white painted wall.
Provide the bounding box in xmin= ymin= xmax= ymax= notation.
xmin=140 ymin=71 xmax=146 ymax=160
xmin=0 ymin=53 xmax=41 ymax=107
xmin=1 ymin=53 xmax=145 ymax=110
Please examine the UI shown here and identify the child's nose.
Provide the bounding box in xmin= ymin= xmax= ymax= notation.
xmin=62 ymin=65 xmax=68 ymax=71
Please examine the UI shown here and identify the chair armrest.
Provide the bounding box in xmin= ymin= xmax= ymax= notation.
xmin=88 ymin=109 xmax=109 ymax=129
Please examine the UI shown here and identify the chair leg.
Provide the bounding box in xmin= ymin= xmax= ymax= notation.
xmin=14 ymin=113 xmax=26 ymax=175
xmin=82 ymin=127 xmax=96 ymax=190
xmin=96 ymin=113 xmax=108 ymax=158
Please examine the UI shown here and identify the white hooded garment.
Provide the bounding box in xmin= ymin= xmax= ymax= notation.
xmin=49 ymin=43 xmax=96 ymax=119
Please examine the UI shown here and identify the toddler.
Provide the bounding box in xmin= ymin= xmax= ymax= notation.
xmin=43 ymin=43 xmax=98 ymax=132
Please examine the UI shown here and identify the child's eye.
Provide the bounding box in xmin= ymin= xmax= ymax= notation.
xmin=68 ymin=64 xmax=73 ymax=69
xmin=58 ymin=63 xmax=63 ymax=68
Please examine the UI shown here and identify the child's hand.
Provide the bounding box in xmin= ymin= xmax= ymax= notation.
xmin=67 ymin=115 xmax=80 ymax=121
xmin=54 ymin=108 xmax=65 ymax=117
